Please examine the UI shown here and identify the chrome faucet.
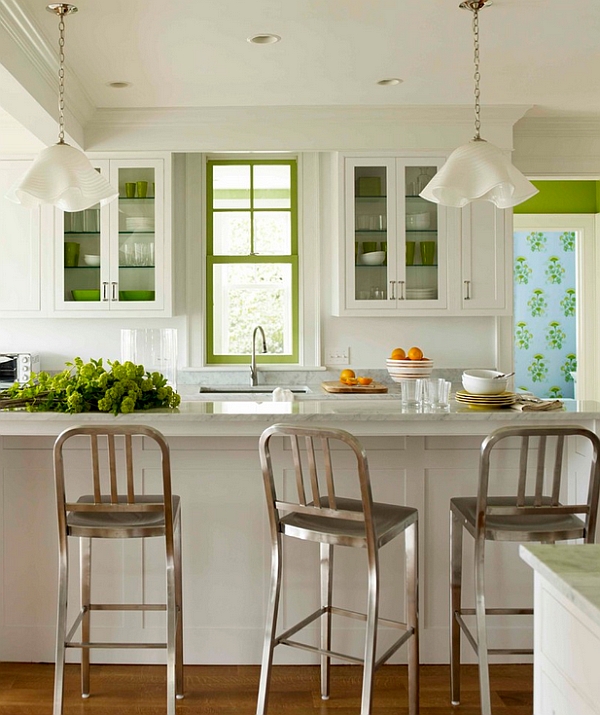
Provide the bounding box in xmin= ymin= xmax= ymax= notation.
xmin=250 ymin=326 xmax=268 ymax=386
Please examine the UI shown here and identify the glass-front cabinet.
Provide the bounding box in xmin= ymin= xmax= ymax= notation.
xmin=337 ymin=156 xmax=447 ymax=315
xmin=55 ymin=157 xmax=170 ymax=315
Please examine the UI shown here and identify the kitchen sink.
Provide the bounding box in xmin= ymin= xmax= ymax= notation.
xmin=198 ymin=385 xmax=311 ymax=394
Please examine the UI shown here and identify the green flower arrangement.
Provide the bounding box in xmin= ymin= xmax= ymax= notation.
xmin=0 ymin=357 xmax=181 ymax=414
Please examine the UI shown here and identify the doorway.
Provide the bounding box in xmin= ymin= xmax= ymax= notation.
xmin=513 ymin=214 xmax=597 ymax=401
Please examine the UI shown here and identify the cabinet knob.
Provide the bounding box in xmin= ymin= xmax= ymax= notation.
xmin=464 ymin=280 xmax=471 ymax=300
xmin=111 ymin=282 xmax=118 ymax=301
xmin=389 ymin=281 xmax=396 ymax=300
xmin=102 ymin=282 xmax=109 ymax=301
xmin=398 ymin=281 xmax=405 ymax=300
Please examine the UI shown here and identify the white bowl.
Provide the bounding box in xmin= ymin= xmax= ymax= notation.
xmin=462 ymin=369 xmax=507 ymax=395
xmin=83 ymin=254 xmax=100 ymax=266
xmin=361 ymin=250 xmax=386 ymax=266
xmin=406 ymin=212 xmax=430 ymax=230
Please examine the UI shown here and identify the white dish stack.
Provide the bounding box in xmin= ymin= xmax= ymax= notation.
xmin=125 ymin=216 xmax=155 ymax=232
xmin=386 ymin=358 xmax=434 ymax=382
xmin=406 ymin=288 xmax=437 ymax=300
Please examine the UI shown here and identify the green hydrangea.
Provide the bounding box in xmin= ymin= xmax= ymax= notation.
xmin=0 ymin=357 xmax=180 ymax=415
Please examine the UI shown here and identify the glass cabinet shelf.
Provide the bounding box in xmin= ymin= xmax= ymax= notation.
xmin=119 ymin=197 xmax=155 ymax=201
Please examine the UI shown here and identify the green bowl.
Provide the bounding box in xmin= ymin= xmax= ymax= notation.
xmin=71 ymin=290 xmax=100 ymax=301
xmin=118 ymin=290 xmax=155 ymax=301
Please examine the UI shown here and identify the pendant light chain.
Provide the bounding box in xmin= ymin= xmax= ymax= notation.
xmin=57 ymin=8 xmax=66 ymax=144
xmin=472 ymin=6 xmax=481 ymax=140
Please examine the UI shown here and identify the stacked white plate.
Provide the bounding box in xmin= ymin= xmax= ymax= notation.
xmin=406 ymin=288 xmax=437 ymax=300
xmin=125 ymin=216 xmax=155 ymax=232
xmin=454 ymin=390 xmax=517 ymax=408
xmin=386 ymin=358 xmax=434 ymax=382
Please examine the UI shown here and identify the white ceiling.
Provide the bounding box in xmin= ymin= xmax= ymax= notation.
xmin=1 ymin=0 xmax=599 ymax=152
xmin=10 ymin=0 xmax=600 ymax=115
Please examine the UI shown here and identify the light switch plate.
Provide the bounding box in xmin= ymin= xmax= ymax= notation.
xmin=326 ymin=347 xmax=350 ymax=365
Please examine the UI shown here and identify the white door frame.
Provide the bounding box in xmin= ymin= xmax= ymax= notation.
xmin=512 ymin=214 xmax=598 ymax=401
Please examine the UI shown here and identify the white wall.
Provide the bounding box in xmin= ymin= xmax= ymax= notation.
xmin=0 ymin=316 xmax=188 ymax=373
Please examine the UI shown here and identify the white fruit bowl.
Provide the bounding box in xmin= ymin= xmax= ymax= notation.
xmin=462 ymin=369 xmax=507 ymax=395
xmin=83 ymin=254 xmax=100 ymax=266
xmin=387 ymin=358 xmax=434 ymax=382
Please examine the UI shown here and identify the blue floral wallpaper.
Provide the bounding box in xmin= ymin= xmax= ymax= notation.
xmin=513 ymin=231 xmax=576 ymax=398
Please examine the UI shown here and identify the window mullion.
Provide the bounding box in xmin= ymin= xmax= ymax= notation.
xmin=250 ymin=165 xmax=255 ymax=255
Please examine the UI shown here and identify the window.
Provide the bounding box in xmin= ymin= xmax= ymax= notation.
xmin=206 ymin=159 xmax=299 ymax=364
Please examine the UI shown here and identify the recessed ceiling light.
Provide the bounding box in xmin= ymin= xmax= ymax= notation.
xmin=377 ymin=78 xmax=403 ymax=86
xmin=247 ymin=34 xmax=281 ymax=44
xmin=107 ymin=81 xmax=132 ymax=89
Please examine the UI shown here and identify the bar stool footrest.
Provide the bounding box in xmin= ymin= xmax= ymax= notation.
xmin=66 ymin=641 xmax=168 ymax=649
xmin=276 ymin=605 xmax=414 ymax=669
xmin=455 ymin=609 xmax=535 ymax=657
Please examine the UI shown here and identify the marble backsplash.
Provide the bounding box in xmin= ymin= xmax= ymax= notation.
xmin=177 ymin=367 xmax=464 ymax=395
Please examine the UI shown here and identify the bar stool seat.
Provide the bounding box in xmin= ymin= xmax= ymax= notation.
xmin=450 ymin=425 xmax=600 ymax=715
xmin=281 ymin=496 xmax=417 ymax=547
xmin=451 ymin=495 xmax=586 ymax=540
xmin=67 ymin=495 xmax=181 ymax=535
xmin=256 ymin=424 xmax=419 ymax=715
xmin=52 ymin=425 xmax=184 ymax=715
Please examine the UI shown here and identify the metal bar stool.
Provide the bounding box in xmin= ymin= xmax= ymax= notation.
xmin=256 ymin=424 xmax=419 ymax=715
xmin=52 ymin=425 xmax=184 ymax=715
xmin=450 ymin=425 xmax=600 ymax=715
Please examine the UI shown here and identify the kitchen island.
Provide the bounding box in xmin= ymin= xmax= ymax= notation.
xmin=520 ymin=545 xmax=600 ymax=714
xmin=0 ymin=398 xmax=598 ymax=667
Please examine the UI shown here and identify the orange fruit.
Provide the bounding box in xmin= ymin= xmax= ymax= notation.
xmin=390 ymin=347 xmax=406 ymax=360
xmin=357 ymin=377 xmax=373 ymax=385
xmin=407 ymin=346 xmax=424 ymax=360
xmin=339 ymin=369 xmax=356 ymax=383
xmin=344 ymin=377 xmax=359 ymax=386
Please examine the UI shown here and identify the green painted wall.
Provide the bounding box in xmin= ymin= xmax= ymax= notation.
xmin=514 ymin=181 xmax=599 ymax=214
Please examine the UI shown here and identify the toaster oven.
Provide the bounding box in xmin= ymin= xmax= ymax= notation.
xmin=0 ymin=353 xmax=40 ymax=389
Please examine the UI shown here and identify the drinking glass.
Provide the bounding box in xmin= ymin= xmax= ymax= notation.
xmin=400 ymin=378 xmax=424 ymax=407
xmin=424 ymin=378 xmax=450 ymax=406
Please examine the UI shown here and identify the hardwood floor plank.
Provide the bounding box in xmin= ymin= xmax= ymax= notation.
xmin=0 ymin=663 xmax=534 ymax=714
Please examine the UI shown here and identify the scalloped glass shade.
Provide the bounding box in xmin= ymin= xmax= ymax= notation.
xmin=6 ymin=142 xmax=118 ymax=211
xmin=419 ymin=139 xmax=538 ymax=209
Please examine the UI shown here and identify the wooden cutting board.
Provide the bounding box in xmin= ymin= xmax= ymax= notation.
xmin=321 ymin=381 xmax=388 ymax=394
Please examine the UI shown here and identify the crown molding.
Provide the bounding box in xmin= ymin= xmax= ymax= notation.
xmin=515 ymin=116 xmax=600 ymax=138
xmin=0 ymin=0 xmax=95 ymax=128
xmin=85 ymin=104 xmax=531 ymax=152
xmin=89 ymin=104 xmax=532 ymax=128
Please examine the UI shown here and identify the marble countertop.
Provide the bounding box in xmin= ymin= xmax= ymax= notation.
xmin=0 ymin=397 xmax=598 ymax=438
xmin=520 ymin=544 xmax=600 ymax=630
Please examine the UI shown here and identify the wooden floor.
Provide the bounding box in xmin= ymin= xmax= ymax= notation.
xmin=0 ymin=662 xmax=533 ymax=714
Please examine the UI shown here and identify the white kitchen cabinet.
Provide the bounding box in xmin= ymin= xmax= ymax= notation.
xmin=53 ymin=155 xmax=172 ymax=317
xmin=0 ymin=161 xmax=41 ymax=316
xmin=334 ymin=155 xmax=447 ymax=316
xmin=454 ymin=201 xmax=512 ymax=315
xmin=334 ymin=154 xmax=511 ymax=317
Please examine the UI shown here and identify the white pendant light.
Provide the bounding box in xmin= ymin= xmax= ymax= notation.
xmin=6 ymin=4 xmax=118 ymax=212
xmin=420 ymin=0 xmax=538 ymax=209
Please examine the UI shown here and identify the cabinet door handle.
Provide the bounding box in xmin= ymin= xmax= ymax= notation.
xmin=389 ymin=281 xmax=396 ymax=300
xmin=464 ymin=280 xmax=471 ymax=300
xmin=398 ymin=281 xmax=405 ymax=300
xmin=102 ymin=282 xmax=109 ymax=301
xmin=111 ymin=282 xmax=118 ymax=301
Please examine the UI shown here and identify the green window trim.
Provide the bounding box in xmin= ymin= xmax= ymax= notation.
xmin=206 ymin=159 xmax=299 ymax=365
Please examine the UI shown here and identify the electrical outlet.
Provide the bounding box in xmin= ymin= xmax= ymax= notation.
xmin=326 ymin=347 xmax=350 ymax=365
